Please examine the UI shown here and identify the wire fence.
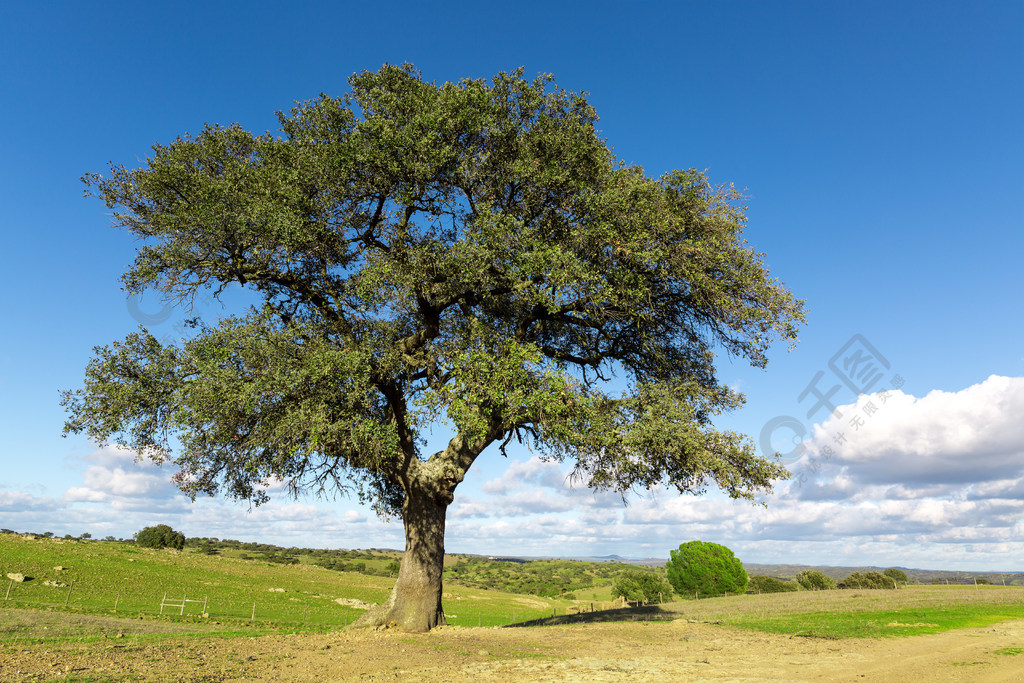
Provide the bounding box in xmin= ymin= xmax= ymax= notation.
xmin=2 ymin=579 xmax=363 ymax=628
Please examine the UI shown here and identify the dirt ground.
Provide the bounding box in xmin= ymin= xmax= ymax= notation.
xmin=1 ymin=613 xmax=1023 ymax=682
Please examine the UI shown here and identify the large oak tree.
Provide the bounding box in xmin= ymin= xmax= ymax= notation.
xmin=63 ymin=65 xmax=803 ymax=631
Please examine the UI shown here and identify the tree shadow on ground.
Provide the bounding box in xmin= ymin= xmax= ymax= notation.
xmin=507 ymin=604 xmax=680 ymax=627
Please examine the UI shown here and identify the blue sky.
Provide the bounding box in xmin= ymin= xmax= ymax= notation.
xmin=1 ymin=1 xmax=1022 ymax=571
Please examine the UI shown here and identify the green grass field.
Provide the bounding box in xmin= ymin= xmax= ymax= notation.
xmin=652 ymin=583 xmax=1024 ymax=639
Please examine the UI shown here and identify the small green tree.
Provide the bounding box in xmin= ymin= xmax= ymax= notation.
xmin=611 ymin=569 xmax=674 ymax=603
xmin=748 ymin=575 xmax=798 ymax=593
xmin=837 ymin=571 xmax=891 ymax=589
xmin=796 ymin=569 xmax=836 ymax=591
xmin=666 ymin=541 xmax=748 ymax=597
xmin=197 ymin=541 xmax=219 ymax=555
xmin=883 ymin=568 xmax=908 ymax=586
xmin=135 ymin=524 xmax=186 ymax=550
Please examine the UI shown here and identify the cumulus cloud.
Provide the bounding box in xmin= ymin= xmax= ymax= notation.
xmin=62 ymin=487 xmax=108 ymax=503
xmin=441 ymin=376 xmax=1024 ymax=569
xmin=481 ymin=457 xmax=573 ymax=494
xmin=799 ymin=375 xmax=1024 ymax=488
xmin=59 ymin=444 xmax=181 ymax=508
xmin=0 ymin=489 xmax=59 ymax=512
xmin=452 ymin=456 xmax=625 ymax=521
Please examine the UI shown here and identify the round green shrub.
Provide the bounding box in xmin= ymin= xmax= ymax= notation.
xmin=883 ymin=568 xmax=909 ymax=585
xmin=134 ymin=524 xmax=186 ymax=550
xmin=612 ymin=569 xmax=674 ymax=603
xmin=796 ymin=569 xmax=836 ymax=591
xmin=666 ymin=541 xmax=748 ymax=597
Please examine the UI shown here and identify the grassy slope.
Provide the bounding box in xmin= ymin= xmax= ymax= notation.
xmin=0 ymin=535 xmax=571 ymax=629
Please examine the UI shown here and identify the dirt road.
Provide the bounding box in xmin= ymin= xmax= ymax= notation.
xmin=2 ymin=616 xmax=1023 ymax=681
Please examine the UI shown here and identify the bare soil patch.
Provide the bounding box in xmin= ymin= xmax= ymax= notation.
xmin=2 ymin=609 xmax=1024 ymax=681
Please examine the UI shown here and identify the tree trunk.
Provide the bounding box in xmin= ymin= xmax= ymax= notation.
xmin=352 ymin=479 xmax=449 ymax=632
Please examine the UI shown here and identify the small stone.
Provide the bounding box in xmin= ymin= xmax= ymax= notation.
xmin=6 ymin=573 xmax=26 ymax=583
xmin=477 ymin=650 xmax=489 ymax=657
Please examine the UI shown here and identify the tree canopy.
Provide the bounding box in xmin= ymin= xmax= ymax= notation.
xmin=883 ymin=568 xmax=909 ymax=585
xmin=795 ymin=569 xmax=836 ymax=591
xmin=611 ymin=569 xmax=674 ymax=603
xmin=135 ymin=524 xmax=186 ymax=550
xmin=666 ymin=540 xmax=749 ymax=597
xmin=62 ymin=64 xmax=803 ymax=630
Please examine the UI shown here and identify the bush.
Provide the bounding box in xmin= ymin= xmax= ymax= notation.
xmin=796 ymin=569 xmax=836 ymax=591
xmin=883 ymin=568 xmax=909 ymax=585
xmin=837 ymin=571 xmax=892 ymax=589
xmin=748 ymin=575 xmax=798 ymax=593
xmin=262 ymin=553 xmax=299 ymax=564
xmin=134 ymin=524 xmax=186 ymax=550
xmin=666 ymin=541 xmax=748 ymax=597
xmin=611 ymin=569 xmax=674 ymax=603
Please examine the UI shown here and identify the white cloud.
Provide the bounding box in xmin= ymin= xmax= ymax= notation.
xmin=454 ymin=456 xmax=625 ymax=521
xmin=63 ymin=486 xmax=107 ymax=503
xmin=481 ymin=456 xmax=573 ymax=494
xmin=74 ymin=444 xmax=164 ymax=469
xmin=83 ymin=465 xmax=166 ymax=497
xmin=0 ymin=489 xmax=59 ymax=512
xmin=800 ymin=375 xmax=1024 ymax=487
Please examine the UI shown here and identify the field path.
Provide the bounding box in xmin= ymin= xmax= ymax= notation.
xmin=1 ymin=615 xmax=1023 ymax=681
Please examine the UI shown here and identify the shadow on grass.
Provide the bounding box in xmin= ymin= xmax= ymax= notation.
xmin=507 ymin=604 xmax=679 ymax=628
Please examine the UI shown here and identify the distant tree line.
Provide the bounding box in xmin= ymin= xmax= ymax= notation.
xmin=745 ymin=568 xmax=911 ymax=592
xmin=443 ymin=556 xmax=614 ymax=597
